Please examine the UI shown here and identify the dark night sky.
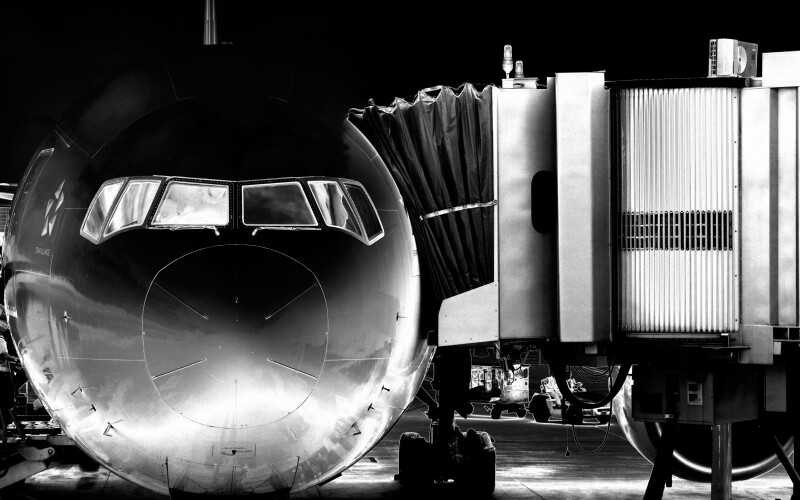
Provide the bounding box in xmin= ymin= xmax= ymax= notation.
xmin=1 ymin=1 xmax=798 ymax=184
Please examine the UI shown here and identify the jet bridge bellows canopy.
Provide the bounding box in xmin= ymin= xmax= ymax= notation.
xmin=350 ymin=84 xmax=494 ymax=303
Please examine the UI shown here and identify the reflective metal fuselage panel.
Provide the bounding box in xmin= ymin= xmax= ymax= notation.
xmin=2 ymin=71 xmax=433 ymax=494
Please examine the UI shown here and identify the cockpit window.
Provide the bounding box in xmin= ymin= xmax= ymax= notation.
xmin=152 ymin=181 xmax=229 ymax=226
xmin=81 ymin=179 xmax=125 ymax=242
xmin=104 ymin=179 xmax=161 ymax=237
xmin=308 ymin=180 xmax=362 ymax=238
xmin=242 ymin=182 xmax=316 ymax=226
xmin=344 ymin=183 xmax=384 ymax=242
xmin=80 ymin=176 xmax=383 ymax=245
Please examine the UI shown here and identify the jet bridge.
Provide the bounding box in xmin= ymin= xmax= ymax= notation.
xmin=359 ymin=49 xmax=800 ymax=364
xmin=352 ymin=43 xmax=800 ymax=500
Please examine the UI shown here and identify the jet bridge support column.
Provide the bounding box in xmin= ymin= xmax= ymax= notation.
xmin=711 ymin=424 xmax=733 ymax=500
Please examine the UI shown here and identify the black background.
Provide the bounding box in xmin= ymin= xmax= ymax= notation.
xmin=1 ymin=1 xmax=797 ymax=184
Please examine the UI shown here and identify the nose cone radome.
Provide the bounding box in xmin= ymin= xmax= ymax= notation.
xmin=142 ymin=245 xmax=328 ymax=428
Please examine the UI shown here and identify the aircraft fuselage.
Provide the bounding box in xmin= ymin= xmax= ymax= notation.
xmin=2 ymin=49 xmax=434 ymax=495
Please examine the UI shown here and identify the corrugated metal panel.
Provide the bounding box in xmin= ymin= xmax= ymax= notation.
xmin=614 ymin=87 xmax=740 ymax=333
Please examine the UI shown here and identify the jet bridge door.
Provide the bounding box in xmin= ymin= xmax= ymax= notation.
xmin=494 ymin=85 xmax=557 ymax=340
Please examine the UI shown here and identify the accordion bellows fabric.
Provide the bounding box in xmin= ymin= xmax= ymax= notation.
xmin=350 ymin=84 xmax=494 ymax=303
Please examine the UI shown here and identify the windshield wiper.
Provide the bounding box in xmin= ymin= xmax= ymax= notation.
xmin=251 ymin=226 xmax=320 ymax=236
xmin=153 ymin=225 xmax=220 ymax=236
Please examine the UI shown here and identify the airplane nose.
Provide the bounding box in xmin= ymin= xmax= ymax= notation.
xmin=142 ymin=245 xmax=328 ymax=428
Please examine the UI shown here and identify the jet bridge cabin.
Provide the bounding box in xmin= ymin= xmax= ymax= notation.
xmin=398 ymin=51 xmax=800 ymax=372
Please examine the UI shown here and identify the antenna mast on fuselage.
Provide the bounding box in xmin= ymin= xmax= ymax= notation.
xmin=203 ymin=0 xmax=217 ymax=45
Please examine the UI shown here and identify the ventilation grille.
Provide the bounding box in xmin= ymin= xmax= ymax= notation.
xmin=614 ymin=87 xmax=740 ymax=333
xmin=619 ymin=210 xmax=733 ymax=251
xmin=709 ymin=39 xmax=718 ymax=76
xmin=0 ymin=207 xmax=8 ymax=231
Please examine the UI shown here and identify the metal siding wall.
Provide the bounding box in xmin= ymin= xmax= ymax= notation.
xmin=778 ymin=89 xmax=799 ymax=325
xmin=495 ymin=88 xmax=558 ymax=340
xmin=740 ymin=88 xmax=778 ymax=327
xmin=615 ymin=87 xmax=739 ymax=333
xmin=556 ymin=73 xmax=611 ymax=342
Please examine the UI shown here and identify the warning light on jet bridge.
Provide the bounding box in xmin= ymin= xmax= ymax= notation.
xmin=514 ymin=60 xmax=525 ymax=78
xmin=503 ymin=45 xmax=513 ymax=78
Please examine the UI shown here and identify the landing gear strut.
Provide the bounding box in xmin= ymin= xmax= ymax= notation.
xmin=766 ymin=427 xmax=800 ymax=500
xmin=396 ymin=348 xmax=496 ymax=493
xmin=643 ymin=418 xmax=676 ymax=500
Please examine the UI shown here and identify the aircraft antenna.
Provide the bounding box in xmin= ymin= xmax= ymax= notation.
xmin=203 ymin=0 xmax=217 ymax=45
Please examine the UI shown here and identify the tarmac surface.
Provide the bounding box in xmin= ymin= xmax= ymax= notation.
xmin=0 ymin=405 xmax=795 ymax=500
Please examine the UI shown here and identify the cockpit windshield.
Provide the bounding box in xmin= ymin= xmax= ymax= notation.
xmin=80 ymin=179 xmax=125 ymax=243
xmin=80 ymin=176 xmax=384 ymax=245
xmin=104 ymin=179 xmax=161 ymax=237
xmin=152 ymin=181 xmax=229 ymax=226
xmin=344 ymin=182 xmax=383 ymax=242
xmin=308 ymin=180 xmax=361 ymax=238
xmin=242 ymin=182 xmax=316 ymax=226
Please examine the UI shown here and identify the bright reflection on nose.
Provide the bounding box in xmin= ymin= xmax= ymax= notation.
xmin=142 ymin=245 xmax=328 ymax=428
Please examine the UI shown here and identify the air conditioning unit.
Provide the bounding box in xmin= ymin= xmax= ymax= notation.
xmin=709 ymin=38 xmax=758 ymax=78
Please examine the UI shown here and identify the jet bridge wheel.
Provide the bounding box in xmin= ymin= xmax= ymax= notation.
xmin=529 ymin=394 xmax=551 ymax=423
xmin=397 ymin=432 xmax=432 ymax=483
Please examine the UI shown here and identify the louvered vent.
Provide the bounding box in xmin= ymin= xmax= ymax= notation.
xmin=613 ymin=87 xmax=740 ymax=333
xmin=0 ymin=207 xmax=8 ymax=232
xmin=618 ymin=211 xmax=733 ymax=251
xmin=709 ymin=39 xmax=719 ymax=76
